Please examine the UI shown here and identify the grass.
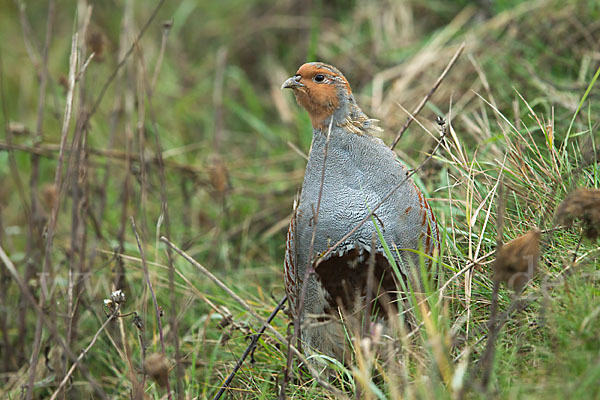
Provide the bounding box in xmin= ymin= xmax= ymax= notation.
xmin=0 ymin=0 xmax=599 ymax=398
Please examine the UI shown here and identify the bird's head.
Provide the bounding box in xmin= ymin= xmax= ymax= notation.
xmin=282 ymin=62 xmax=354 ymax=130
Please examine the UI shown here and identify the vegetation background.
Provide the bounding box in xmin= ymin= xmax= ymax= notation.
xmin=0 ymin=0 xmax=599 ymax=398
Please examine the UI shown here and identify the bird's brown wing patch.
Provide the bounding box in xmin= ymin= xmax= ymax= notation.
xmin=314 ymin=249 xmax=403 ymax=319
xmin=284 ymin=204 xmax=300 ymax=315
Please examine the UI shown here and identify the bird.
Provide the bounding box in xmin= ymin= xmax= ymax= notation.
xmin=282 ymin=62 xmax=440 ymax=363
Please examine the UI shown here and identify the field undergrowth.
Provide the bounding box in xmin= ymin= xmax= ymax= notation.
xmin=0 ymin=0 xmax=599 ymax=399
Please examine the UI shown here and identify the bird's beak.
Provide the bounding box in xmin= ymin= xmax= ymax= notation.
xmin=281 ymin=75 xmax=304 ymax=90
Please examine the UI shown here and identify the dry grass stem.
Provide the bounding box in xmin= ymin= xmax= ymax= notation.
xmin=131 ymin=217 xmax=173 ymax=399
xmin=86 ymin=0 xmax=166 ymax=122
xmin=390 ymin=42 xmax=465 ymax=150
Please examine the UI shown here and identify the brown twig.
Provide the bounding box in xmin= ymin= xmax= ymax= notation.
xmin=85 ymin=0 xmax=166 ymax=123
xmin=213 ymin=295 xmax=288 ymax=400
xmin=133 ymin=32 xmax=183 ymax=397
xmin=117 ymin=296 xmax=145 ymax=400
xmin=0 ymin=260 xmax=11 ymax=371
xmin=213 ymin=46 xmax=228 ymax=153
xmin=279 ymin=320 xmax=294 ymax=400
xmin=27 ymin=0 xmax=55 ymax=257
xmin=63 ymin=9 xmax=94 ymax=399
xmin=0 ymin=41 xmax=28 ymax=373
xmin=0 ymin=141 xmax=206 ymax=176
xmin=23 ymin=0 xmax=55 ymax=382
xmin=390 ymin=42 xmax=465 ymax=150
xmin=134 ymin=311 xmax=148 ymax=391
xmin=151 ymin=20 xmax=172 ymax=95
xmin=0 ymin=52 xmax=30 ymax=223
xmin=114 ymin=0 xmax=135 ymax=293
xmin=15 ymin=0 xmax=41 ymax=70
xmin=137 ymin=49 xmax=151 ymax=236
xmin=130 ymin=217 xmax=172 ymax=399
xmin=181 ymin=177 xmax=193 ymax=239
xmin=27 ymin=6 xmax=71 ymax=397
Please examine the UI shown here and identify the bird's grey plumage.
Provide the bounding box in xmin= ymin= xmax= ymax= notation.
xmin=283 ymin=62 xmax=439 ymax=362
xmin=288 ymin=123 xmax=436 ymax=359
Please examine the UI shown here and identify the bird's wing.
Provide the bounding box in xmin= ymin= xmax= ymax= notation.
xmin=284 ymin=199 xmax=299 ymax=315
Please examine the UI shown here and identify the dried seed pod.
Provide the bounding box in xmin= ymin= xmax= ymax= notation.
xmin=144 ymin=353 xmax=170 ymax=388
xmin=219 ymin=329 xmax=232 ymax=346
xmin=41 ymin=184 xmax=58 ymax=213
xmin=555 ymin=188 xmax=600 ymax=240
xmin=207 ymin=154 xmax=231 ymax=202
xmin=493 ymin=229 xmax=541 ymax=292
xmin=86 ymin=30 xmax=107 ymax=62
xmin=132 ymin=313 xmax=144 ymax=330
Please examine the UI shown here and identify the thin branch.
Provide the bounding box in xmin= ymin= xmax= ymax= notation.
xmin=130 ymin=217 xmax=172 ymax=399
xmin=85 ymin=0 xmax=165 ymax=122
xmin=132 ymin=31 xmax=182 ymax=397
xmin=213 ymin=295 xmax=288 ymax=400
xmin=64 ymin=7 xmax=94 ymax=395
xmin=0 ymin=51 xmax=30 ymax=220
xmin=33 ymin=0 xmax=54 ymax=143
xmin=28 ymin=9 xmax=74 ymax=397
xmin=212 ymin=46 xmax=227 ymax=152
xmin=15 ymin=0 xmax=41 ymax=70
xmin=390 ymin=42 xmax=465 ymax=150
xmin=0 ymin=141 xmax=205 ymax=176
xmin=23 ymin=0 xmax=56 ymax=385
xmin=150 ymin=20 xmax=171 ymax=95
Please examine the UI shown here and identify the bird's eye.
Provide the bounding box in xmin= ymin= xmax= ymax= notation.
xmin=314 ymin=74 xmax=325 ymax=82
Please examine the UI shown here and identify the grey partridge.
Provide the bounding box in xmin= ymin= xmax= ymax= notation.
xmin=282 ymin=62 xmax=440 ymax=362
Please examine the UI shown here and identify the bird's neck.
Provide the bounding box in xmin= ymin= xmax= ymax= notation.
xmin=314 ymin=100 xmax=382 ymax=136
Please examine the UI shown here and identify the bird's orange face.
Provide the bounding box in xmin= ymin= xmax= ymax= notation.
xmin=282 ymin=63 xmax=352 ymax=129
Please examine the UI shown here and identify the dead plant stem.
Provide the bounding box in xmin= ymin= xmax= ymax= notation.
xmin=131 ymin=217 xmax=172 ymax=399
xmin=133 ymin=34 xmax=183 ymax=397
xmin=390 ymin=42 xmax=465 ymax=150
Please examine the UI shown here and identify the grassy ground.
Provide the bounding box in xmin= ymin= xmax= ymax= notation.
xmin=1 ymin=0 xmax=599 ymax=398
